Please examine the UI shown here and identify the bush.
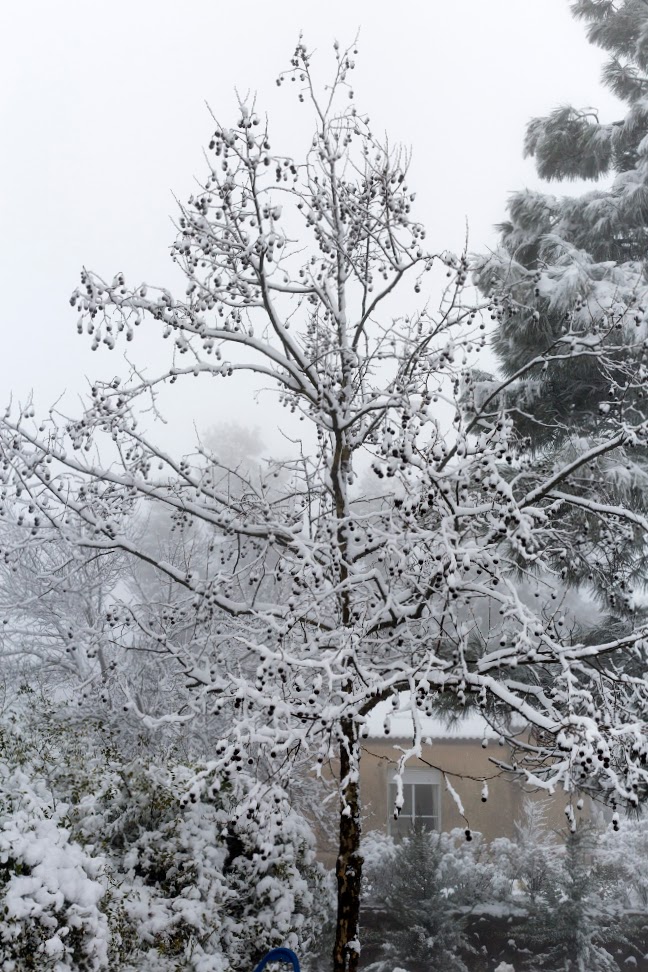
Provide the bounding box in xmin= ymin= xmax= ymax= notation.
xmin=0 ymin=703 xmax=331 ymax=972
xmin=361 ymin=804 xmax=647 ymax=972
xmin=0 ymin=767 xmax=109 ymax=972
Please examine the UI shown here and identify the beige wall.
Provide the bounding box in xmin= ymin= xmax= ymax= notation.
xmin=360 ymin=738 xmax=522 ymax=842
xmin=316 ymin=737 xmax=582 ymax=864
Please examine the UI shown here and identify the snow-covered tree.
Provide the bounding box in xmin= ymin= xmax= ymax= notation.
xmin=502 ymin=798 xmax=561 ymax=906
xmin=475 ymin=0 xmax=648 ymax=617
xmin=0 ymin=522 xmax=211 ymax=761
xmin=361 ymin=812 xmax=643 ymax=971
xmin=473 ymin=0 xmax=648 ymax=793
xmin=523 ymin=825 xmax=626 ymax=972
xmin=0 ymin=525 xmax=123 ymax=690
xmin=362 ymin=828 xmax=475 ymax=972
xmin=3 ymin=39 xmax=648 ymax=972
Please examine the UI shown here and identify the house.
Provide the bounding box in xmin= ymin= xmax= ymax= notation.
xmin=357 ymin=699 xmax=572 ymax=843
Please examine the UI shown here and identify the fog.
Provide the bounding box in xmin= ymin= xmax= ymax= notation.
xmin=0 ymin=0 xmax=621 ymax=456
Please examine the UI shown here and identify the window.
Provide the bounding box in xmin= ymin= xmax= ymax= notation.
xmin=388 ymin=768 xmax=441 ymax=838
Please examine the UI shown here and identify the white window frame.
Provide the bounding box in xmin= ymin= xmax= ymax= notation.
xmin=387 ymin=766 xmax=442 ymax=837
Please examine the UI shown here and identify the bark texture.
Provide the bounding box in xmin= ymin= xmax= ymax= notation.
xmin=333 ymin=718 xmax=363 ymax=972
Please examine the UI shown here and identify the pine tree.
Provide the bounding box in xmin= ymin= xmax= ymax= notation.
xmin=526 ymin=826 xmax=625 ymax=972
xmin=364 ymin=828 xmax=473 ymax=972
xmin=476 ymin=0 xmax=648 ymax=617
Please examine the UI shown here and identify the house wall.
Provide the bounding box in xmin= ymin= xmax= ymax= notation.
xmin=315 ymin=737 xmax=586 ymax=865
xmin=360 ymin=738 xmax=525 ymax=841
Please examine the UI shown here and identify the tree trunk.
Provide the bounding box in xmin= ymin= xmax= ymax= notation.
xmin=332 ymin=717 xmax=363 ymax=972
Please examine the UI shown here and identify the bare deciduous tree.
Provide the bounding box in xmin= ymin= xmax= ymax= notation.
xmin=3 ymin=40 xmax=648 ymax=972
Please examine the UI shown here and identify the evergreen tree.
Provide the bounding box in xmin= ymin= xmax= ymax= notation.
xmin=475 ymin=0 xmax=648 ymax=617
xmin=505 ymin=798 xmax=560 ymax=906
xmin=363 ymin=828 xmax=474 ymax=972
xmin=523 ymin=827 xmax=624 ymax=972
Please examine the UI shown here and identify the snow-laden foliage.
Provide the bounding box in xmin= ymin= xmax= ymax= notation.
xmin=2 ymin=38 xmax=648 ymax=970
xmin=474 ymin=2 xmax=648 ymax=720
xmin=474 ymin=1 xmax=648 ymax=578
xmin=523 ymin=826 xmax=624 ymax=972
xmin=71 ymin=761 xmax=326 ymax=971
xmin=0 ymin=743 xmax=110 ymax=971
xmin=0 ymin=702 xmax=330 ymax=972
xmin=362 ymin=805 xmax=648 ymax=972
xmin=598 ymin=810 xmax=648 ymax=910
xmin=475 ymin=1 xmax=648 ymax=461
xmin=363 ymin=828 xmax=474 ymax=972
xmin=362 ymin=827 xmax=513 ymax=972
xmin=491 ymin=798 xmax=561 ymax=907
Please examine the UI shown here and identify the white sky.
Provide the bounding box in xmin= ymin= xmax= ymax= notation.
xmin=0 ymin=0 xmax=622 ymax=456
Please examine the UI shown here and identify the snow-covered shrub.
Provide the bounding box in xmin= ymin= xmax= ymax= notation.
xmin=215 ymin=774 xmax=332 ymax=970
xmin=0 ymin=703 xmax=331 ymax=972
xmin=71 ymin=760 xmax=330 ymax=970
xmin=69 ymin=759 xmax=229 ymax=967
xmin=0 ymin=766 xmax=109 ymax=972
xmin=435 ymin=828 xmax=512 ymax=910
xmin=362 ymin=828 xmax=487 ymax=972
xmin=519 ymin=825 xmax=625 ymax=972
xmin=360 ymin=831 xmax=397 ymax=901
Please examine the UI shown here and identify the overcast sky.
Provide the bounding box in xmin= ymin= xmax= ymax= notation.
xmin=0 ymin=0 xmax=622 ymax=455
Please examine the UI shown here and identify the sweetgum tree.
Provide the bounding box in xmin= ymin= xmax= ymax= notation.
xmin=4 ymin=40 xmax=648 ymax=972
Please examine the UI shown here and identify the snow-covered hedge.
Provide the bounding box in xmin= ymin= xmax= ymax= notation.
xmin=0 ymin=706 xmax=330 ymax=972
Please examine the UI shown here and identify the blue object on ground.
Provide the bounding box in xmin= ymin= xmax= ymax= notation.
xmin=252 ymin=947 xmax=301 ymax=972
